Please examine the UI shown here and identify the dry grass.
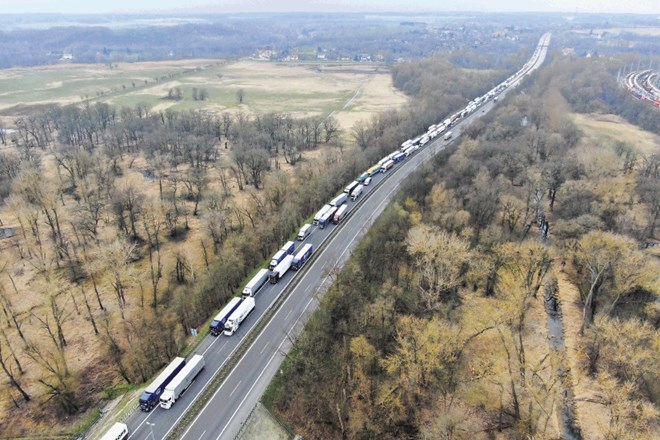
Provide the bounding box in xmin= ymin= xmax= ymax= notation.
xmin=0 ymin=59 xmax=409 ymax=138
xmin=0 ymin=59 xmax=413 ymax=436
xmin=572 ymin=113 xmax=660 ymax=157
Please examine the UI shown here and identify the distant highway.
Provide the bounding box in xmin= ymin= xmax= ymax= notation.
xmin=116 ymin=32 xmax=551 ymax=440
xmin=623 ymin=69 xmax=660 ymax=107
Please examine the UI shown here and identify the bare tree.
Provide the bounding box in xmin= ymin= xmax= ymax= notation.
xmin=322 ymin=115 xmax=342 ymax=144
xmin=142 ymin=201 xmax=164 ymax=310
xmin=0 ymin=332 xmax=31 ymax=402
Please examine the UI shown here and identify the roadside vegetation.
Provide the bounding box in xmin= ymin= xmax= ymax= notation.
xmin=265 ymin=53 xmax=660 ymax=439
xmin=0 ymin=41 xmax=507 ymax=436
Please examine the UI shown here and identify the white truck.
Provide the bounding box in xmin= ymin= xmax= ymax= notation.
xmin=350 ymin=184 xmax=364 ymax=201
xmin=100 ymin=423 xmax=128 ymax=440
xmin=223 ymin=297 xmax=256 ymax=336
xmin=444 ymin=131 xmax=453 ymax=140
xmin=242 ymin=268 xmax=270 ymax=297
xmin=297 ymin=223 xmax=312 ymax=241
xmin=332 ymin=204 xmax=348 ymax=224
xmin=344 ymin=180 xmax=360 ymax=194
xmin=313 ymin=204 xmax=332 ymax=225
xmin=159 ymin=354 xmax=205 ymax=409
xmin=269 ymin=254 xmax=294 ymax=283
xmin=210 ymin=297 xmax=242 ymax=336
xmin=330 ymin=193 xmax=348 ymax=207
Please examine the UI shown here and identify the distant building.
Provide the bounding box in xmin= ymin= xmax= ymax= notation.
xmin=255 ymin=47 xmax=278 ymax=60
xmin=60 ymin=53 xmax=73 ymax=61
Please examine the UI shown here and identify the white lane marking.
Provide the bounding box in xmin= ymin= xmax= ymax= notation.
xmin=127 ymin=406 xmax=156 ymax=439
xmin=197 ymin=431 xmax=206 ymax=440
xmin=215 ymin=293 xmax=317 ymax=440
xmin=229 ymin=380 xmax=242 ymax=398
xmin=162 ymin=336 xmax=244 ymax=439
xmin=179 ymin=37 xmax=551 ymax=439
xmin=215 ymin=146 xmax=408 ymax=440
xmin=260 ymin=343 xmax=269 ymax=354
xmin=284 ymin=309 xmax=292 ymax=321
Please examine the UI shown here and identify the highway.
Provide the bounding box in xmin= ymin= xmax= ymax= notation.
xmin=118 ymin=32 xmax=551 ymax=440
xmin=623 ymin=69 xmax=660 ymax=107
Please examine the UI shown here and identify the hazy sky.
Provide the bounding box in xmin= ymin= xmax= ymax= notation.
xmin=0 ymin=0 xmax=658 ymax=15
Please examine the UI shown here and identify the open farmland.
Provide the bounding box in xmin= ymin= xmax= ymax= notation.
xmin=0 ymin=60 xmax=408 ymax=135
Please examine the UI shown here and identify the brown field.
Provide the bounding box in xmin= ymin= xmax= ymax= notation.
xmin=0 ymin=58 xmax=409 ymax=437
xmin=572 ymin=112 xmax=660 ymax=156
xmin=0 ymin=59 xmax=409 ymax=136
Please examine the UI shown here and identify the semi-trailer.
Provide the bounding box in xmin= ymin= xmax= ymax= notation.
xmin=269 ymin=241 xmax=296 ymax=269
xmin=269 ymin=254 xmax=294 ymax=283
xmin=281 ymin=241 xmax=296 ymax=256
xmin=330 ymin=193 xmax=348 ymax=207
xmin=350 ymin=184 xmax=364 ymax=201
xmin=100 ymin=423 xmax=128 ymax=440
xmin=223 ymin=297 xmax=256 ymax=336
xmin=269 ymin=250 xmax=286 ymax=270
xmin=292 ymin=243 xmax=313 ymax=270
xmin=344 ymin=181 xmax=360 ymax=194
xmin=139 ymin=357 xmax=186 ymax=411
xmin=318 ymin=207 xmax=337 ymax=229
xmin=210 ymin=297 xmax=243 ymax=336
xmin=297 ymin=223 xmax=312 ymax=241
xmin=333 ymin=204 xmax=348 ymax=224
xmin=393 ymin=152 xmax=406 ymax=163
xmin=159 ymin=354 xmax=205 ymax=409
xmin=367 ymin=165 xmax=381 ymax=176
xmin=313 ymin=204 xmax=332 ymax=225
xmin=381 ymin=159 xmax=395 ymax=172
xmin=242 ymin=268 xmax=270 ymax=297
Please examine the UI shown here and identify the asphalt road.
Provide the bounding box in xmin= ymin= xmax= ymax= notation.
xmin=121 ymin=32 xmax=551 ymax=440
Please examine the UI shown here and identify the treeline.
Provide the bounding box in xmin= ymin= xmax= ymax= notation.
xmin=0 ymin=13 xmax=541 ymax=69
xmin=0 ymin=51 xmax=508 ymax=434
xmin=0 ymin=102 xmax=362 ymax=434
xmin=266 ymin=56 xmax=659 ymax=439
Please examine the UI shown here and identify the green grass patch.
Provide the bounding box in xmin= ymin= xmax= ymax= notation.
xmin=102 ymin=382 xmax=141 ymax=400
xmin=68 ymin=407 xmax=101 ymax=437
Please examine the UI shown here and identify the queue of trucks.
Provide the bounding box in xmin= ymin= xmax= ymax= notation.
xmin=120 ymin=37 xmax=548 ymax=436
xmin=159 ymin=355 xmax=205 ymax=409
xmin=224 ymin=297 xmax=256 ymax=335
xmin=139 ymin=357 xmax=186 ymax=411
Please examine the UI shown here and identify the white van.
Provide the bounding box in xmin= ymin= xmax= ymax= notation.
xmin=443 ymin=131 xmax=453 ymax=141
xmin=297 ymin=224 xmax=312 ymax=241
xmin=101 ymin=423 xmax=128 ymax=440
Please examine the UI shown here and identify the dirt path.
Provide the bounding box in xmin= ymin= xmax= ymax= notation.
xmin=544 ymin=277 xmax=582 ymax=440
xmin=555 ymin=272 xmax=611 ymax=440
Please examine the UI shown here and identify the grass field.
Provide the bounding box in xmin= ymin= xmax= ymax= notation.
xmin=0 ymin=60 xmax=409 ymax=135
xmin=572 ymin=112 xmax=660 ymax=156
